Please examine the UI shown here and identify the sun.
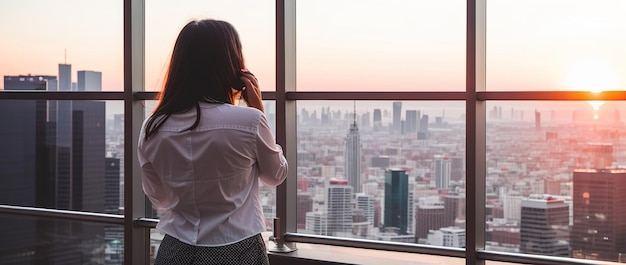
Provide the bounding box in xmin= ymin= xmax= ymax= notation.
xmin=563 ymin=57 xmax=620 ymax=93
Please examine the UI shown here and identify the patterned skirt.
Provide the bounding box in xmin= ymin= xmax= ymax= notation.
xmin=154 ymin=233 xmax=270 ymax=265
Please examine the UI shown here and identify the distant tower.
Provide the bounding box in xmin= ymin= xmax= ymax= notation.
xmin=392 ymin=102 xmax=402 ymax=135
xmin=520 ymin=195 xmax=569 ymax=257
xmin=405 ymin=110 xmax=418 ymax=134
xmin=418 ymin=115 xmax=429 ymax=140
xmin=77 ymin=70 xmax=102 ymax=91
xmin=572 ymin=169 xmax=626 ymax=262
xmin=344 ymin=102 xmax=362 ymax=193
xmin=450 ymin=156 xmax=464 ymax=181
xmin=434 ymin=155 xmax=451 ymax=189
xmin=360 ymin=112 xmax=370 ymax=129
xmin=373 ymin=109 xmax=382 ymax=131
xmin=384 ymin=169 xmax=409 ymax=235
xmin=535 ymin=109 xmax=541 ymax=131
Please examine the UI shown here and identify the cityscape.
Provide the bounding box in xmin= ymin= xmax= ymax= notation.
xmin=2 ymin=63 xmax=626 ymax=264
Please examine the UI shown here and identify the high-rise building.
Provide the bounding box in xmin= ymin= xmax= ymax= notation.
xmin=373 ymin=108 xmax=382 ymax=131
xmin=415 ymin=196 xmax=446 ymax=241
xmin=572 ymin=169 xmax=626 ymax=262
xmin=418 ymin=114 xmax=429 ymax=140
xmin=326 ymin=179 xmax=353 ymax=236
xmin=450 ymin=155 xmax=464 ymax=181
xmin=360 ymin=112 xmax=370 ymax=129
xmin=344 ymin=108 xmax=362 ymax=193
xmin=0 ymin=75 xmax=56 ymax=263
xmin=392 ymin=102 xmax=402 ymax=135
xmin=1 ymin=66 xmax=108 ymax=263
xmin=535 ymin=110 xmax=541 ymax=131
xmin=297 ymin=193 xmax=313 ymax=229
xmin=520 ymin=195 xmax=569 ymax=257
xmin=443 ymin=193 xmax=466 ymax=227
xmin=503 ymin=192 xmax=523 ymax=222
xmin=384 ymin=169 xmax=409 ymax=235
xmin=405 ymin=110 xmax=418 ymax=134
xmin=434 ymin=155 xmax=450 ymax=190
xmin=356 ymin=193 xmax=375 ymax=227
xmin=77 ymin=70 xmax=102 ymax=91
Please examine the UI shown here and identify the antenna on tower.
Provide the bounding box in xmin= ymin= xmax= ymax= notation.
xmin=353 ymin=100 xmax=357 ymax=124
xmin=64 ymin=48 xmax=67 ymax=64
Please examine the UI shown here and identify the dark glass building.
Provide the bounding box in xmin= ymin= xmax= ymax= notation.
xmin=572 ymin=169 xmax=626 ymax=262
xmin=383 ymin=169 xmax=409 ymax=235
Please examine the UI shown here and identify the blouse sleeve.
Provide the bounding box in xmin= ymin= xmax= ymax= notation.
xmin=137 ymin=127 xmax=176 ymax=210
xmin=255 ymin=113 xmax=288 ymax=186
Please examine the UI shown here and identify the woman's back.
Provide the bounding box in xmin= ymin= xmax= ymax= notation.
xmin=138 ymin=102 xmax=287 ymax=246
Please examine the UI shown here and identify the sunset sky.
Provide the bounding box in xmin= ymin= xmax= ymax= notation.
xmin=1 ymin=0 xmax=625 ymax=93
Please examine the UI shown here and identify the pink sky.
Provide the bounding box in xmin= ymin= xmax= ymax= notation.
xmin=1 ymin=0 xmax=625 ymax=92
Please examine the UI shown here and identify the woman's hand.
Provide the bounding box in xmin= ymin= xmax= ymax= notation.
xmin=240 ymin=70 xmax=264 ymax=112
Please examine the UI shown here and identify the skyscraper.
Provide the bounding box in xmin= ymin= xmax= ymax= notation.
xmin=405 ymin=110 xmax=418 ymax=134
xmin=344 ymin=106 xmax=362 ymax=193
xmin=356 ymin=193 xmax=375 ymax=227
xmin=77 ymin=70 xmax=102 ymax=91
xmin=1 ymin=75 xmax=56 ymax=263
xmin=434 ymin=155 xmax=451 ymax=190
xmin=384 ymin=169 xmax=409 ymax=235
xmin=418 ymin=114 xmax=429 ymax=140
xmin=326 ymin=179 xmax=353 ymax=236
xmin=373 ymin=108 xmax=382 ymax=130
xmin=415 ymin=196 xmax=446 ymax=241
xmin=572 ymin=169 xmax=626 ymax=262
xmin=535 ymin=109 xmax=541 ymax=131
xmin=520 ymin=195 xmax=569 ymax=257
xmin=392 ymin=102 xmax=402 ymax=135
xmin=1 ymin=66 xmax=108 ymax=263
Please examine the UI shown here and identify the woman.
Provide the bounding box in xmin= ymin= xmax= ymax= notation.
xmin=137 ymin=19 xmax=288 ymax=265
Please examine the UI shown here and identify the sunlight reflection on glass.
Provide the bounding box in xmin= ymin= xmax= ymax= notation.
xmin=563 ymin=57 xmax=620 ymax=120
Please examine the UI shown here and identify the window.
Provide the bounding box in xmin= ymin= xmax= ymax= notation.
xmin=1 ymin=1 xmax=624 ymax=264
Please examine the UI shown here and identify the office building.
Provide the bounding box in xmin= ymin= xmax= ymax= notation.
xmin=383 ymin=169 xmax=409 ymax=235
xmin=520 ymin=195 xmax=569 ymax=257
xmin=77 ymin=70 xmax=102 ymax=91
xmin=572 ymin=169 xmax=626 ymax=262
xmin=405 ymin=109 xmax=418 ymax=134
xmin=326 ymin=179 xmax=353 ymax=236
xmin=392 ymin=102 xmax=402 ymax=135
xmin=356 ymin=193 xmax=375 ymax=227
xmin=434 ymin=155 xmax=451 ymax=190
xmin=415 ymin=196 xmax=446 ymax=241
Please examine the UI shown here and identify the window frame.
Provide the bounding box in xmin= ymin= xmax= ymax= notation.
xmin=1 ymin=0 xmax=625 ymax=265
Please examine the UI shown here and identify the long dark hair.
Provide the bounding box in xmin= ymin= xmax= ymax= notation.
xmin=144 ymin=19 xmax=246 ymax=140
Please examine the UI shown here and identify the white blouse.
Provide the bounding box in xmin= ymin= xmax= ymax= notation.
xmin=137 ymin=102 xmax=288 ymax=246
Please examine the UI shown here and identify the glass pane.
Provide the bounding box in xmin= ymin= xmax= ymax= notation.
xmin=0 ymin=214 xmax=124 ymax=264
xmin=145 ymin=0 xmax=276 ymax=92
xmin=487 ymin=1 xmax=626 ymax=91
xmin=0 ymin=1 xmax=123 ymax=91
xmin=296 ymin=100 xmax=466 ymax=247
xmin=296 ymin=0 xmax=466 ymax=91
xmin=142 ymin=100 xmax=278 ymax=232
xmin=0 ymin=100 xmax=124 ymax=214
xmin=485 ymin=101 xmax=626 ymax=263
